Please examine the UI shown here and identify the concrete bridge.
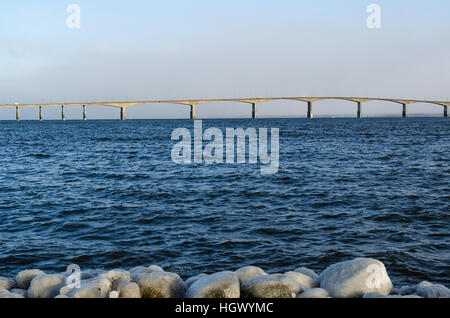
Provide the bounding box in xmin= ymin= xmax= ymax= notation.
xmin=1 ymin=97 xmax=449 ymax=121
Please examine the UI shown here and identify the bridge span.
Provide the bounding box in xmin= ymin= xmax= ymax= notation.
xmin=1 ymin=97 xmax=449 ymax=121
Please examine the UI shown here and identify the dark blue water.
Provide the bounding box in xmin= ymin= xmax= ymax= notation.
xmin=0 ymin=118 xmax=448 ymax=286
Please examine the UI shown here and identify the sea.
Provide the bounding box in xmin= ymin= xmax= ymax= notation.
xmin=0 ymin=117 xmax=448 ymax=286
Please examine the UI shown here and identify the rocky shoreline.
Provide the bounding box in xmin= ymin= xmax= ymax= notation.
xmin=0 ymin=258 xmax=448 ymax=298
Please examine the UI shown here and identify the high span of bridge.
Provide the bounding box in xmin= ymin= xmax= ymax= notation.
xmin=1 ymin=97 xmax=449 ymax=120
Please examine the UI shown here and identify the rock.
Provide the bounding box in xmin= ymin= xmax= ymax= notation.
xmin=294 ymin=267 xmax=319 ymax=280
xmin=113 ymin=279 xmax=141 ymax=298
xmin=148 ymin=265 xmax=164 ymax=272
xmin=79 ymin=269 xmax=104 ymax=281
xmin=109 ymin=291 xmax=120 ymax=298
xmin=28 ymin=274 xmax=65 ymax=298
xmin=0 ymin=291 xmax=25 ymax=298
xmin=388 ymin=295 xmax=423 ymax=298
xmin=67 ymin=277 xmax=112 ymax=298
xmin=242 ymin=274 xmax=306 ymax=298
xmin=10 ymin=289 xmax=27 ymax=297
xmin=235 ymin=266 xmax=267 ymax=286
xmin=100 ymin=270 xmax=132 ymax=283
xmin=55 ymin=294 xmax=70 ymax=298
xmin=399 ymin=285 xmax=417 ymax=296
xmin=297 ymin=288 xmax=329 ymax=298
xmin=185 ymin=273 xmax=208 ymax=287
xmin=130 ymin=266 xmax=163 ymax=283
xmin=186 ymin=271 xmax=240 ymax=298
xmin=0 ymin=287 xmax=8 ymax=294
xmin=363 ymin=292 xmax=386 ymax=298
xmin=15 ymin=269 xmax=45 ymax=290
xmin=390 ymin=287 xmax=400 ymax=295
xmin=416 ymin=282 xmax=450 ymax=298
xmin=319 ymin=258 xmax=393 ymax=298
xmin=136 ymin=270 xmax=186 ymax=298
xmin=284 ymin=272 xmax=317 ymax=289
xmin=0 ymin=277 xmax=15 ymax=291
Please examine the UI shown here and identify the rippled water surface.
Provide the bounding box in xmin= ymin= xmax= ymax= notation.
xmin=0 ymin=118 xmax=448 ymax=285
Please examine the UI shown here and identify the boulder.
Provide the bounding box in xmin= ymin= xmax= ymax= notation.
xmin=79 ymin=269 xmax=104 ymax=281
xmin=319 ymin=258 xmax=392 ymax=298
xmin=386 ymin=295 xmax=422 ymax=298
xmin=416 ymin=282 xmax=450 ymax=298
xmin=186 ymin=271 xmax=240 ymax=298
xmin=235 ymin=266 xmax=267 ymax=286
xmin=27 ymin=274 xmax=65 ymax=298
xmin=67 ymin=277 xmax=112 ymax=298
xmin=399 ymin=285 xmax=417 ymax=296
xmin=0 ymin=277 xmax=15 ymax=291
xmin=130 ymin=266 xmax=163 ymax=283
xmin=294 ymin=267 xmax=319 ymax=280
xmin=284 ymin=272 xmax=317 ymax=289
xmin=297 ymin=288 xmax=329 ymax=298
xmin=0 ymin=291 xmax=25 ymax=298
xmin=15 ymin=269 xmax=45 ymax=289
xmin=185 ymin=273 xmax=208 ymax=287
xmin=242 ymin=274 xmax=306 ymax=298
xmin=113 ymin=279 xmax=141 ymax=298
xmin=109 ymin=291 xmax=120 ymax=298
xmin=363 ymin=292 xmax=386 ymax=298
xmin=136 ymin=270 xmax=186 ymax=298
xmin=100 ymin=270 xmax=132 ymax=284
xmin=10 ymin=289 xmax=27 ymax=297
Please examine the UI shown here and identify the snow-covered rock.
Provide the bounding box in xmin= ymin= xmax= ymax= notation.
xmin=297 ymin=288 xmax=329 ymax=298
xmin=185 ymin=273 xmax=208 ymax=287
xmin=0 ymin=291 xmax=25 ymax=298
xmin=235 ymin=266 xmax=267 ymax=286
xmin=15 ymin=269 xmax=45 ymax=290
xmin=319 ymin=258 xmax=393 ymax=298
xmin=416 ymin=282 xmax=450 ymax=298
xmin=100 ymin=270 xmax=131 ymax=284
xmin=284 ymin=271 xmax=317 ymax=289
xmin=242 ymin=274 xmax=306 ymax=298
xmin=136 ymin=270 xmax=186 ymax=298
xmin=0 ymin=277 xmax=15 ymax=291
xmin=294 ymin=267 xmax=319 ymax=280
xmin=27 ymin=274 xmax=65 ymax=298
xmin=113 ymin=278 xmax=141 ymax=298
xmin=66 ymin=277 xmax=112 ymax=298
xmin=186 ymin=271 xmax=240 ymax=298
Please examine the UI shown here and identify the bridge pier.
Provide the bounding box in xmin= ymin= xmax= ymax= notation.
xmin=307 ymin=102 xmax=313 ymax=118
xmin=444 ymin=106 xmax=448 ymax=118
xmin=357 ymin=102 xmax=362 ymax=118
xmin=83 ymin=105 xmax=87 ymax=120
xmin=120 ymin=107 xmax=126 ymax=120
xmin=252 ymin=103 xmax=257 ymax=119
xmin=190 ymin=105 xmax=196 ymax=120
xmin=402 ymin=104 xmax=408 ymax=118
xmin=39 ymin=106 xmax=43 ymax=121
xmin=16 ymin=107 xmax=20 ymax=121
xmin=61 ymin=106 xmax=66 ymax=121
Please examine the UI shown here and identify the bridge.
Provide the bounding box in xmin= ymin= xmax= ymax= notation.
xmin=1 ymin=97 xmax=449 ymax=120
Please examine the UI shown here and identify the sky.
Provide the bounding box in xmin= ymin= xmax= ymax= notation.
xmin=0 ymin=0 xmax=449 ymax=119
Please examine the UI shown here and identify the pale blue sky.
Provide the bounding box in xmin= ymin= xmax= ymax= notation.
xmin=1 ymin=1 xmax=449 ymax=119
